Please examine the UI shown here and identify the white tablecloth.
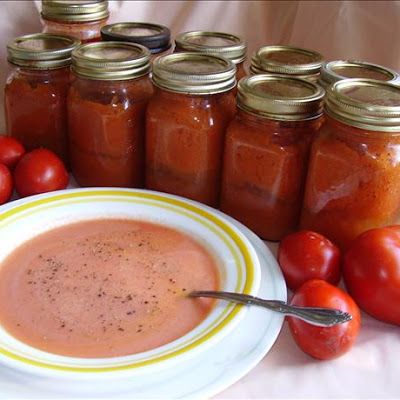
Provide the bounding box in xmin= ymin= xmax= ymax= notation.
xmin=1 ymin=196 xmax=399 ymax=399
xmin=217 ymin=243 xmax=400 ymax=399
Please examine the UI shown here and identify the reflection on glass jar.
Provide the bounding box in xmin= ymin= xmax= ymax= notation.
xmin=301 ymin=79 xmax=400 ymax=250
xmin=68 ymin=42 xmax=153 ymax=187
xmin=41 ymin=0 xmax=109 ymax=43
xmin=175 ymin=31 xmax=247 ymax=80
xmin=146 ymin=53 xmax=237 ymax=207
xmin=220 ymin=75 xmax=324 ymax=241
xmin=5 ymin=33 xmax=80 ymax=166
xmin=101 ymin=22 xmax=172 ymax=60
xmin=250 ymin=45 xmax=323 ymax=82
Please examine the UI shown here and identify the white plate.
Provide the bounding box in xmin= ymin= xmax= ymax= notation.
xmin=0 ymin=193 xmax=286 ymax=399
xmin=0 ymin=188 xmax=261 ymax=378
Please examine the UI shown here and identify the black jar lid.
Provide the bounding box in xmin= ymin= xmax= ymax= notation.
xmin=101 ymin=22 xmax=171 ymax=54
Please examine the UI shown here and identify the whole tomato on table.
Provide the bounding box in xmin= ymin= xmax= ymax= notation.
xmin=14 ymin=148 xmax=68 ymax=197
xmin=0 ymin=135 xmax=25 ymax=169
xmin=0 ymin=163 xmax=13 ymax=204
xmin=288 ymin=279 xmax=361 ymax=360
xmin=278 ymin=230 xmax=341 ymax=291
xmin=343 ymin=226 xmax=400 ymax=325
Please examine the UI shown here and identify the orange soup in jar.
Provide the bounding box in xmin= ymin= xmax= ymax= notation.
xmin=41 ymin=0 xmax=109 ymax=43
xmin=146 ymin=53 xmax=236 ymax=207
xmin=220 ymin=75 xmax=324 ymax=241
xmin=175 ymin=31 xmax=247 ymax=80
xmin=5 ymin=33 xmax=80 ymax=165
xmin=250 ymin=45 xmax=323 ymax=82
xmin=68 ymin=42 xmax=153 ymax=187
xmin=301 ymin=79 xmax=400 ymax=250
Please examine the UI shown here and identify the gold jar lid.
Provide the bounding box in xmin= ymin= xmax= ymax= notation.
xmin=175 ymin=31 xmax=246 ymax=64
xmin=325 ymin=79 xmax=400 ymax=132
xmin=250 ymin=45 xmax=323 ymax=78
xmin=319 ymin=60 xmax=400 ymax=88
xmin=152 ymin=52 xmax=236 ymax=95
xmin=7 ymin=33 xmax=80 ymax=69
xmin=41 ymin=0 xmax=109 ymax=22
xmin=237 ymin=74 xmax=324 ymax=121
xmin=71 ymin=41 xmax=151 ymax=80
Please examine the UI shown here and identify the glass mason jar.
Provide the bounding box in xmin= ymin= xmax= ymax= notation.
xmin=250 ymin=45 xmax=323 ymax=82
xmin=68 ymin=42 xmax=153 ymax=187
xmin=101 ymin=22 xmax=172 ymax=60
xmin=5 ymin=33 xmax=80 ymax=166
xmin=318 ymin=60 xmax=400 ymax=89
xmin=301 ymin=79 xmax=400 ymax=250
xmin=220 ymin=75 xmax=324 ymax=241
xmin=41 ymin=0 xmax=109 ymax=43
xmin=174 ymin=31 xmax=247 ymax=80
xmin=146 ymin=53 xmax=237 ymax=207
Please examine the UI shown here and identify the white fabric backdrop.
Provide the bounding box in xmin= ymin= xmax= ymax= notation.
xmin=0 ymin=2 xmax=399 ymax=399
xmin=1 ymin=1 xmax=400 ymax=131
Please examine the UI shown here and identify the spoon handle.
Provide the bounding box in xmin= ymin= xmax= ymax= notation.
xmin=190 ymin=290 xmax=352 ymax=327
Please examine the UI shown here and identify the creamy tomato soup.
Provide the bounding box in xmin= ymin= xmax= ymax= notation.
xmin=0 ymin=219 xmax=219 ymax=358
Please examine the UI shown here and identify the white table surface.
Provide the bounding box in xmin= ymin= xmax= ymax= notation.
xmin=1 ymin=0 xmax=399 ymax=395
xmin=5 ymin=183 xmax=400 ymax=399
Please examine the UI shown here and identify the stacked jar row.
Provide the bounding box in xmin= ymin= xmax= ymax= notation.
xmin=5 ymin=32 xmax=400 ymax=252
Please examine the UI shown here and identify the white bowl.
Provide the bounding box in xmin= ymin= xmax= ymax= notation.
xmin=0 ymin=188 xmax=261 ymax=379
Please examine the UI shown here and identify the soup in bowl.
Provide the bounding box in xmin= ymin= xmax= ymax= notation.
xmin=0 ymin=188 xmax=260 ymax=378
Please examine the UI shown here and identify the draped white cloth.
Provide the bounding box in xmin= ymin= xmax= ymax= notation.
xmin=1 ymin=0 xmax=400 ymax=131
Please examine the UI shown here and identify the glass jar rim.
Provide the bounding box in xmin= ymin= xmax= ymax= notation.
xmin=71 ymin=41 xmax=151 ymax=80
xmin=7 ymin=33 xmax=80 ymax=69
xmin=41 ymin=0 xmax=109 ymax=22
xmin=319 ymin=60 xmax=400 ymax=88
xmin=152 ymin=52 xmax=236 ymax=95
xmin=251 ymin=45 xmax=323 ymax=75
xmin=101 ymin=22 xmax=171 ymax=53
xmin=237 ymin=74 xmax=324 ymax=121
xmin=325 ymin=78 xmax=400 ymax=132
xmin=175 ymin=31 xmax=246 ymax=64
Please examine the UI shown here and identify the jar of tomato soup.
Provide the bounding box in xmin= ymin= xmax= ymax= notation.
xmin=101 ymin=22 xmax=171 ymax=59
xmin=220 ymin=75 xmax=324 ymax=241
xmin=250 ymin=45 xmax=323 ymax=82
xmin=41 ymin=0 xmax=109 ymax=43
xmin=146 ymin=53 xmax=236 ymax=207
xmin=175 ymin=31 xmax=247 ymax=80
xmin=301 ymin=79 xmax=400 ymax=250
xmin=318 ymin=60 xmax=400 ymax=89
xmin=68 ymin=42 xmax=153 ymax=187
xmin=5 ymin=33 xmax=79 ymax=165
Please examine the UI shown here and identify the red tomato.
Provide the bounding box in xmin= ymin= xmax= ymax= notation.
xmin=343 ymin=226 xmax=400 ymax=325
xmin=288 ymin=279 xmax=361 ymax=360
xmin=0 ymin=136 xmax=25 ymax=169
xmin=0 ymin=163 xmax=13 ymax=204
xmin=278 ymin=231 xmax=341 ymax=291
xmin=14 ymin=149 xmax=68 ymax=197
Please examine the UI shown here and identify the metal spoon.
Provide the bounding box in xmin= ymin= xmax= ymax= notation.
xmin=190 ymin=290 xmax=352 ymax=327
